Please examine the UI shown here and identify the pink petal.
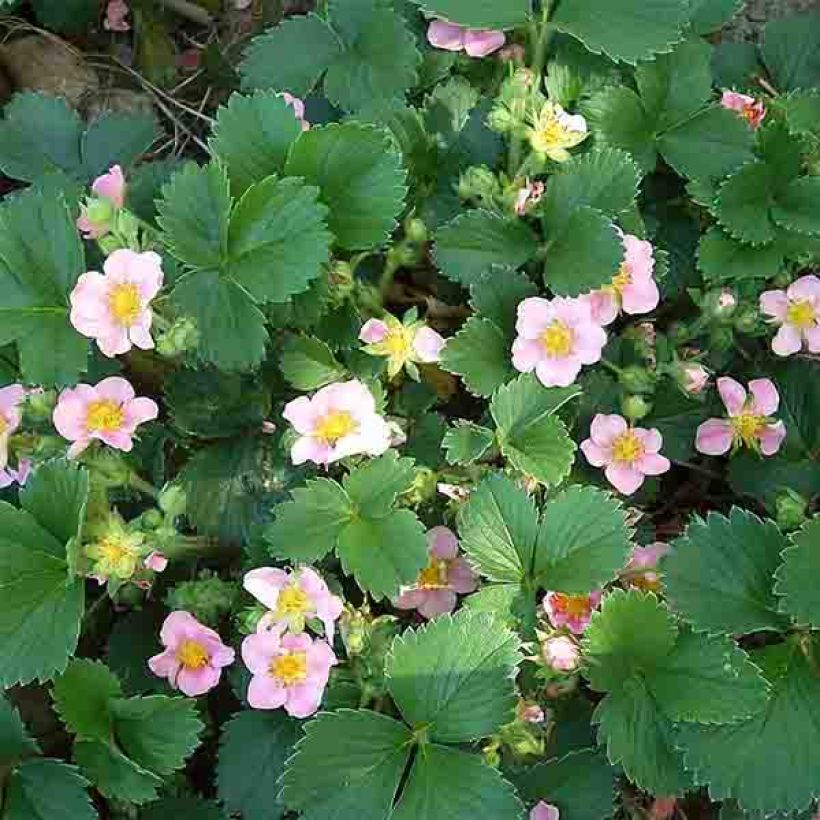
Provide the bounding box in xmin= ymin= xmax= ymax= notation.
xmin=716 ymin=377 xmax=747 ymax=416
xmin=159 ymin=610 xmax=198 ymax=648
xmin=92 ymin=165 xmax=126 ymax=208
xmin=285 ymin=682 xmax=323 ymax=718
xmin=394 ymin=588 xmax=426 ymax=610
xmin=695 ymin=419 xmax=733 ymax=455
xmin=447 ymin=557 xmax=479 ymax=594
xmin=634 ymin=427 xmax=663 ymax=453
xmin=428 ymin=526 xmax=458 ymax=560
xmin=758 ymin=421 xmax=786 ymax=456
xmin=67 ymin=439 xmax=91 ymax=460
xmin=590 ymin=413 xmax=628 ymax=446
xmin=604 ymin=463 xmax=645 ymax=495
xmin=148 ymin=649 xmax=179 ymax=679
xmin=534 ymin=356 xmax=581 ymax=387
xmin=53 ymin=390 xmax=90 ymax=441
xmin=282 ymin=396 xmax=317 ymax=434
xmin=359 ymin=318 xmax=389 ymax=344
xmin=572 ymin=322 xmax=607 ymax=364
xmin=721 ymin=90 xmax=754 ymax=112
xmin=771 ymin=324 xmax=802 ymax=356
xmin=759 ymin=289 xmax=788 ymax=320
xmin=95 ymin=376 xmax=136 ymax=405
xmin=511 ymin=338 xmax=543 ymax=372
xmin=124 ymin=396 xmax=158 ymax=429
xmin=530 ymin=801 xmax=560 ymax=820
xmin=144 ymin=551 xmax=168 ymax=572
xmin=621 ymin=278 xmax=660 ymax=315
xmin=580 ymin=438 xmax=609 ymax=467
xmin=516 ymin=297 xmax=553 ymax=339
xmin=417 ymin=588 xmax=457 ymax=619
xmin=463 ymin=29 xmax=506 ymax=58
xmin=806 ymin=325 xmax=820 ymax=352
xmin=748 ymin=378 xmax=779 ymax=416
xmin=248 ymin=675 xmax=288 ymax=710
xmin=241 ymin=632 xmax=280 ymax=676
xmin=290 ymin=435 xmax=330 ymax=466
xmin=98 ymin=428 xmax=133 ymax=451
xmin=636 ymin=452 xmax=670 ymax=476
xmin=787 ymin=274 xmax=820 ymax=301
xmin=96 ymin=327 xmax=132 ymax=358
xmin=412 ymin=327 xmax=446 ymax=363
xmin=426 ymin=20 xmax=465 ymax=51
xmin=243 ymin=567 xmax=289 ymax=610
xmin=587 ymin=291 xmax=618 ymax=326
xmin=128 ymin=322 xmax=155 ymax=351
xmin=177 ymin=664 xmax=221 ymax=697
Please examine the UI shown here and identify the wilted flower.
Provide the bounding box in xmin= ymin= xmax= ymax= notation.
xmin=695 ymin=377 xmax=785 ymax=457
xmin=720 ymin=90 xmax=766 ymax=129
xmin=244 ymin=566 xmax=344 ymax=641
xmin=394 ymin=526 xmax=478 ymax=619
xmin=426 ymin=19 xmax=506 ymax=58
xmin=517 ymin=701 xmax=545 ymax=723
xmin=759 ymin=274 xmax=820 ymax=356
xmin=144 ymin=551 xmax=169 ymax=573
xmin=512 ymin=296 xmax=607 ymax=387
xmin=581 ymin=414 xmax=671 ymax=495
xmin=0 ymin=384 xmax=25 ymax=471
xmin=77 ymin=165 xmax=126 ymax=238
xmin=53 ymin=376 xmax=159 ymax=459
xmin=104 ymin=0 xmax=130 ymax=32
xmin=542 ymin=634 xmax=581 ymax=671
xmin=528 ymin=101 xmax=588 ymax=162
xmin=514 ymin=178 xmax=545 ymax=216
xmin=681 ymin=363 xmax=710 ymax=394
xmin=70 ymin=249 xmax=164 ymax=357
xmin=84 ymin=515 xmax=145 ymax=582
xmin=149 ymin=611 xmax=235 ymax=697
xmin=359 ymin=313 xmax=446 ymax=378
xmin=622 ymin=542 xmax=670 ymax=591
xmin=543 ymin=590 xmax=602 ymax=634
xmin=241 ymin=628 xmax=336 ymax=717
xmin=283 ymin=380 xmax=391 ymax=466
xmin=530 ymin=801 xmax=560 ymax=820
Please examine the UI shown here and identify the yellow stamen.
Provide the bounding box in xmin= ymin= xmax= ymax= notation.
xmin=418 ymin=559 xmax=449 ymax=589
xmin=730 ymin=412 xmax=765 ymax=447
xmin=540 ymin=321 xmax=573 ymax=358
xmin=383 ymin=327 xmax=412 ymax=359
xmin=108 ymin=283 xmax=142 ymax=327
xmin=553 ymin=593 xmax=591 ymax=619
xmin=86 ymin=400 xmax=125 ymax=433
xmin=528 ymin=102 xmax=587 ymax=157
xmin=314 ymin=410 xmax=357 ymax=446
xmin=786 ymin=300 xmax=816 ymax=330
xmin=0 ymin=416 xmax=7 ymax=435
xmin=276 ymin=585 xmax=311 ymax=617
xmin=610 ymin=265 xmax=631 ymax=295
xmin=177 ymin=640 xmax=209 ymax=670
xmin=611 ymin=430 xmax=645 ymax=464
xmin=271 ymin=652 xmax=308 ymax=685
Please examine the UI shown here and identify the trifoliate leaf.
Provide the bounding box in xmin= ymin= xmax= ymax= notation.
xmin=697 ymin=228 xmax=784 ymax=283
xmin=534 ymin=486 xmax=632 ymax=594
xmin=469 ymin=269 xmax=538 ymax=337
xmin=0 ymin=695 xmax=38 ymax=763
xmin=687 ymin=0 xmax=742 ymax=35
xmin=406 ymin=0 xmax=529 ymax=29
xmin=342 ymin=451 xmax=418 ymax=518
xmin=761 ymin=12 xmax=820 ymax=92
xmin=282 ymin=709 xmax=413 ymax=820
xmin=111 ymin=695 xmax=203 ymax=778
xmin=52 ymin=659 xmax=122 ymax=741
xmin=715 ymin=162 xmax=776 ymax=245
xmin=440 ymin=316 xmax=515 ymax=398
xmin=433 ymin=210 xmax=539 ymax=286
xmin=337 ymin=510 xmax=428 ymax=599
xmin=73 ymin=739 xmax=162 ymax=803
xmin=280 ymin=334 xmax=346 ymax=391
xmin=551 ymin=0 xmax=690 ymax=64
xmin=443 ymin=421 xmax=496 ymax=465
xmin=771 ymin=177 xmax=820 ymax=237
xmin=239 ymin=13 xmax=342 ymax=97
xmin=386 ymin=610 xmax=521 ymax=743
xmin=266 ymin=478 xmax=353 ymax=562
xmin=209 ymin=91 xmax=304 ymax=195
xmin=773 ymin=517 xmax=820 ymax=628
xmin=80 ymin=112 xmax=158 ymax=180
xmin=664 ymin=508 xmax=789 ymax=635
xmin=0 ymin=503 xmax=84 ymax=687
xmin=457 ymin=473 xmax=539 ymax=583
xmin=3 ymin=759 xmax=95 ymax=820
xmin=217 ymin=710 xmax=301 ymax=820
xmin=285 ymin=123 xmax=407 ymax=251
xmin=543 ymin=206 xmax=623 ymax=296
xmin=392 ymin=744 xmax=524 ymax=820
xmin=677 ymin=644 xmax=820 ymax=813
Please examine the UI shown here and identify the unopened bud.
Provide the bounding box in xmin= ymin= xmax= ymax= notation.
xmin=621 ymin=394 xmax=651 ymax=421
xmin=775 ymin=489 xmax=808 ymax=531
xmin=404 ymin=218 xmax=428 ymax=244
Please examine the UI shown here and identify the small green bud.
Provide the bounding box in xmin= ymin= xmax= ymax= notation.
xmin=84 ymin=197 xmax=115 ymax=227
xmin=619 ymin=366 xmax=655 ymax=394
xmin=457 ymin=165 xmax=500 ymax=201
xmin=159 ymin=484 xmax=187 ymax=518
xmin=404 ymin=218 xmax=428 ymax=244
xmin=704 ymin=288 xmax=737 ymax=319
xmin=621 ymin=394 xmax=651 ymax=421
xmin=487 ymin=104 xmax=517 ymax=134
xmin=775 ymin=489 xmax=808 ymax=531
xmin=733 ymin=306 xmax=758 ymax=333
xmin=166 ymin=572 xmax=240 ymax=626
xmin=140 ymin=509 xmax=164 ymax=530
xmin=157 ymin=317 xmax=200 ymax=357
xmin=26 ymin=389 xmax=56 ymax=420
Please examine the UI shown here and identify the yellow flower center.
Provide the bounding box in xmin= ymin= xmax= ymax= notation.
xmin=553 ymin=593 xmax=591 ymax=619
xmin=528 ymin=103 xmax=586 ymax=156
xmin=418 ymin=559 xmax=449 ymax=589
xmin=786 ymin=299 xmax=816 ymax=329
xmin=271 ymin=651 xmax=308 ymax=686
xmin=177 ymin=640 xmax=209 ymax=670
xmin=611 ymin=264 xmax=631 ymax=295
xmin=86 ymin=400 xmax=125 ymax=433
xmin=276 ymin=585 xmax=311 ymax=617
xmin=314 ymin=410 xmax=357 ymax=446
xmin=383 ymin=327 xmax=412 ymax=359
xmin=540 ymin=320 xmax=573 ymax=358
xmin=108 ymin=283 xmax=142 ymax=327
xmin=730 ymin=412 xmax=765 ymax=447
xmin=0 ymin=415 xmax=7 ymax=435
xmin=96 ymin=535 xmax=129 ymax=564
xmin=611 ymin=430 xmax=645 ymax=464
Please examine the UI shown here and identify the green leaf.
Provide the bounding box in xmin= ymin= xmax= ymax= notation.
xmin=266 ymin=478 xmax=352 ymax=562
xmin=280 ymin=334 xmax=346 ymax=390
xmin=80 ymin=112 xmax=158 ymax=180
xmin=551 ymin=0 xmax=690 ymax=64
xmin=217 ymin=710 xmax=301 ymax=820
xmin=766 ymin=358 xmax=820 ymax=456
xmin=282 ymin=709 xmax=413 ymax=820
xmin=342 ymin=451 xmax=418 ymax=518
xmin=0 ymin=93 xmax=83 ymax=183
xmin=386 ymin=610 xmax=520 ymax=743
xmin=239 ymin=13 xmax=342 ymax=96
xmin=443 ymin=421 xmax=496 ymax=465
xmin=469 ymin=270 xmax=538 ymax=337
xmin=106 ymin=609 xmax=169 ymax=695
xmin=20 ymin=460 xmax=88 ymax=551
xmin=0 ymin=695 xmax=38 ymax=763
xmin=664 ymin=508 xmax=789 ymax=635
xmin=440 ymin=317 xmax=515 ymax=398
xmin=209 ymin=91 xmax=304 ymax=195
xmin=534 ymin=486 xmax=631 ymax=594
xmin=677 ymin=644 xmax=820 ymax=813
xmin=406 ymin=0 xmax=529 ymax=29
xmin=697 ymin=228 xmax=783 ymax=283
xmin=711 ymin=41 xmax=760 ymax=89
xmin=3 ymin=759 xmax=95 ymax=820
xmin=141 ymin=797 xmax=225 ymax=820
xmin=0 ymin=504 xmax=84 ymax=687
xmin=285 ymin=123 xmax=406 ymax=251
xmin=228 ymin=175 xmax=331 ymax=303
xmin=781 ymin=90 xmax=820 ymax=139
xmin=73 ymin=739 xmax=162 ymax=803
xmin=543 ymin=206 xmax=622 ymax=296
xmin=52 ymin=659 xmax=122 ymax=741
xmin=393 ymin=744 xmax=524 ymax=820
xmin=491 ymin=375 xmax=580 ymax=486
xmin=687 ymin=0 xmax=742 ymax=35
xmin=771 ymin=177 xmax=820 ymax=236
xmin=433 ymin=210 xmax=538 ymax=285
xmin=761 ymin=12 xmax=820 ymax=92
xmin=773 ymin=517 xmax=820 ymax=627
xmin=111 ymin=695 xmax=203 ymax=777
xmin=30 ymin=0 xmax=97 ymax=33
xmin=337 ymin=510 xmax=428 ymax=599
xmin=463 ymin=583 xmax=530 ymax=629
xmin=457 ymin=473 xmax=539 ymax=583
xmin=715 ymin=162 xmax=776 ymax=245
xmin=516 ymin=749 xmax=615 ymax=820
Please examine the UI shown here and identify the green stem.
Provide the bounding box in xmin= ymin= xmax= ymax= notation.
xmin=531 ymin=2 xmax=553 ymax=81
xmin=127 ymin=473 xmax=160 ymax=499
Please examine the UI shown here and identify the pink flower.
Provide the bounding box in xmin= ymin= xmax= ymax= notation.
xmin=359 ymin=314 xmax=446 ymax=377
xmin=0 ymin=458 xmax=31 ymax=490
xmin=760 ymin=274 xmax=820 ymax=357
xmin=426 ymin=20 xmax=505 ymax=58
xmin=394 ymin=526 xmax=478 ymax=618
xmin=53 ymin=376 xmax=159 ymax=459
xmin=518 ymin=701 xmax=545 ymax=723
xmin=581 ymin=414 xmax=671 ymax=495
xmin=542 ymin=635 xmax=580 ymax=672
xmin=721 ymin=90 xmax=766 ymax=129
xmin=104 ymin=0 xmax=130 ymax=32
xmin=70 ymin=249 xmax=164 ymax=357
xmin=282 ymin=92 xmax=309 ymax=131
xmin=244 ymin=566 xmax=343 ymax=641
xmin=283 ymin=380 xmax=391 ymax=466
xmin=695 ymin=377 xmax=786 ymax=457
xmin=622 ymin=542 xmax=670 ymax=591
xmin=144 ymin=551 xmax=168 ymax=573
xmin=0 ymin=384 xmax=25 ymax=471
xmin=148 ymin=611 xmax=235 ymax=696
xmin=543 ymin=590 xmax=602 ymax=635
xmin=531 ymin=801 xmax=560 ymax=820
xmin=77 ymin=165 xmax=126 ymax=238
xmin=717 ymin=289 xmax=736 ymax=312
xmin=512 ymin=296 xmax=607 ymax=387
xmin=514 ymin=179 xmax=545 ymax=216
xmin=241 ymin=628 xmax=336 ymax=717
xmin=681 ymin=362 xmax=709 ymax=394
xmin=587 ymin=234 xmax=659 ymax=326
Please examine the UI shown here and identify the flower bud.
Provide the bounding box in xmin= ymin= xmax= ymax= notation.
xmin=166 ymin=572 xmax=240 ymax=626
xmin=404 ymin=218 xmax=428 ymax=244
xmin=159 ymin=484 xmax=187 ymax=518
xmin=25 ymin=388 xmax=56 ymax=420
xmin=621 ymin=394 xmax=651 ymax=421
xmin=542 ymin=635 xmax=580 ymax=672
xmin=679 ymin=362 xmax=709 ymax=395
xmin=618 ymin=365 xmax=655 ymax=394
xmin=457 ymin=166 xmax=500 ymax=201
xmin=775 ymin=489 xmax=808 ymax=531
